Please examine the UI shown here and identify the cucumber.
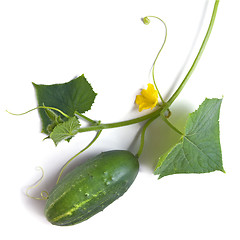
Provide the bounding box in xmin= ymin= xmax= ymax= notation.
xmin=44 ymin=150 xmax=139 ymax=226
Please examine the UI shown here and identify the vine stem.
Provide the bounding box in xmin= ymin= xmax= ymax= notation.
xmin=162 ymin=0 xmax=220 ymax=113
xmin=136 ymin=115 xmax=159 ymax=158
xmin=77 ymin=107 xmax=163 ymax=133
xmin=75 ymin=111 xmax=97 ymax=124
xmin=56 ymin=130 xmax=102 ymax=184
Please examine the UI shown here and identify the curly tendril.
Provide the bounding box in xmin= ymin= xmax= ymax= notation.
xmin=26 ymin=167 xmax=49 ymax=200
xmin=142 ymin=15 xmax=168 ymax=105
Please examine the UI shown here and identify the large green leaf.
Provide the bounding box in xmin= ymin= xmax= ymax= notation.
xmin=33 ymin=74 xmax=97 ymax=134
xmin=154 ymin=98 xmax=225 ymax=179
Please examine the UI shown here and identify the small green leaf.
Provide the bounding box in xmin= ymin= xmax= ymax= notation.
xmin=33 ymin=74 xmax=97 ymax=134
xmin=154 ymin=98 xmax=225 ymax=179
xmin=50 ymin=116 xmax=81 ymax=146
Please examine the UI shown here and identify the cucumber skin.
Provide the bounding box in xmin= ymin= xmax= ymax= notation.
xmin=44 ymin=150 xmax=139 ymax=226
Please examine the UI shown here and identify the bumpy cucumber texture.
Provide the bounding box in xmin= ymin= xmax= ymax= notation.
xmin=44 ymin=150 xmax=139 ymax=226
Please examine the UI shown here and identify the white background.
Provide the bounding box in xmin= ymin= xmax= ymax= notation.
xmin=1 ymin=0 xmax=239 ymax=239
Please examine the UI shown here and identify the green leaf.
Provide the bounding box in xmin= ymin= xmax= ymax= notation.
xmin=50 ymin=116 xmax=81 ymax=146
xmin=154 ymin=98 xmax=225 ymax=179
xmin=33 ymin=74 xmax=97 ymax=134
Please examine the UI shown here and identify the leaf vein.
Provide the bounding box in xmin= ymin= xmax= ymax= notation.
xmin=184 ymin=136 xmax=217 ymax=170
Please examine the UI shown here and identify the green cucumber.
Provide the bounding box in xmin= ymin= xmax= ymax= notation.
xmin=44 ymin=150 xmax=139 ymax=226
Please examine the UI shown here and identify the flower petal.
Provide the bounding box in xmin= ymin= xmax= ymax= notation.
xmin=135 ymin=83 xmax=158 ymax=112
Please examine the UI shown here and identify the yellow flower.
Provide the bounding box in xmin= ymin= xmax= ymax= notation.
xmin=135 ymin=83 xmax=158 ymax=112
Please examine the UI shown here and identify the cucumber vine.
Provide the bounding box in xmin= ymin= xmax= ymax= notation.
xmin=8 ymin=0 xmax=224 ymax=199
